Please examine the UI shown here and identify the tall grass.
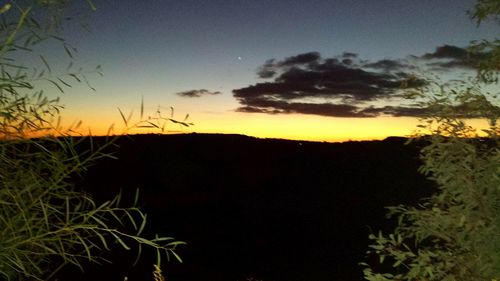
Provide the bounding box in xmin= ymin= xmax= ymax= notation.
xmin=0 ymin=1 xmax=185 ymax=280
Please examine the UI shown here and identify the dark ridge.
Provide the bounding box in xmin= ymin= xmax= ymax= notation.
xmin=53 ymin=133 xmax=435 ymax=281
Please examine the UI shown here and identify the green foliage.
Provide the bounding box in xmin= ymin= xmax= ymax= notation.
xmin=361 ymin=114 xmax=499 ymax=280
xmin=0 ymin=136 xmax=186 ymax=281
xmin=0 ymin=1 xmax=185 ymax=280
xmin=469 ymin=0 xmax=500 ymax=24
xmin=468 ymin=0 xmax=500 ymax=83
xmin=362 ymin=1 xmax=500 ymax=280
xmin=469 ymin=39 xmax=500 ymax=83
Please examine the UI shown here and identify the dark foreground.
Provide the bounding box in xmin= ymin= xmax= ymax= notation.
xmin=57 ymin=133 xmax=434 ymax=281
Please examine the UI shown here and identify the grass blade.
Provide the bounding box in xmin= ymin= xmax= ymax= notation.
xmin=140 ymin=96 xmax=144 ymax=119
xmin=117 ymin=108 xmax=128 ymax=127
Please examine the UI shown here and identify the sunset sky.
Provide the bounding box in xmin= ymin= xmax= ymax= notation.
xmin=38 ymin=0 xmax=498 ymax=142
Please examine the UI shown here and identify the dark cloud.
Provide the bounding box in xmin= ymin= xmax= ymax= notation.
xmin=176 ymin=89 xmax=222 ymax=98
xmin=256 ymin=52 xmax=321 ymax=79
xmin=421 ymin=44 xmax=491 ymax=70
xmin=422 ymin=45 xmax=468 ymax=60
xmin=359 ymin=106 xmax=430 ymax=117
xmin=341 ymin=58 xmax=353 ymax=65
xmin=234 ymin=51 xmax=429 ymax=117
xmin=421 ymin=45 xmax=472 ymax=69
xmin=342 ymin=52 xmax=358 ymax=58
xmin=233 ymin=47 xmax=497 ymax=118
xmin=235 ymin=100 xmax=462 ymax=118
xmin=363 ymin=59 xmax=410 ymax=71
xmin=378 ymin=98 xmax=500 ymax=118
xmin=237 ymin=102 xmax=499 ymax=119
xmin=256 ymin=59 xmax=277 ymax=78
xmin=279 ymin=52 xmax=321 ymax=66
xmin=236 ymin=102 xmax=375 ymax=118
xmin=256 ymin=68 xmax=277 ymax=79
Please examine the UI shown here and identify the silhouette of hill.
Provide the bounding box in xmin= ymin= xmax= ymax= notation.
xmin=61 ymin=133 xmax=435 ymax=281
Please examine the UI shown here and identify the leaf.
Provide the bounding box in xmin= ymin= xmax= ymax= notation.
xmin=40 ymin=55 xmax=51 ymax=74
xmin=124 ymin=211 xmax=137 ymax=230
xmin=133 ymin=244 xmax=143 ymax=266
xmin=75 ymin=235 xmax=92 ymax=260
xmin=46 ymin=79 xmax=64 ymax=93
xmin=93 ymin=230 xmax=110 ymax=250
xmin=152 ymin=236 xmax=175 ymax=242
xmin=156 ymin=248 xmax=162 ymax=266
xmin=146 ymin=121 xmax=159 ymax=128
xmin=65 ymin=197 xmax=70 ymax=223
xmin=165 ymin=241 xmax=187 ymax=247
xmin=169 ymin=249 xmax=183 ymax=263
xmin=29 ymin=17 xmax=41 ymax=29
xmin=112 ymin=232 xmax=131 ymax=250
xmin=39 ymin=199 xmax=49 ymax=229
xmin=82 ymin=74 xmax=96 ymax=91
xmin=12 ymin=44 xmax=32 ymax=52
xmin=134 ymin=188 xmax=140 ymax=206
xmin=379 ymin=255 xmax=385 ymax=264
xmin=51 ymin=35 xmax=65 ymax=42
xmin=425 ymin=266 xmax=433 ymax=278
xmin=57 ymin=78 xmax=72 ymax=87
xmin=91 ymin=216 xmax=109 ymax=229
xmin=63 ymin=44 xmax=73 ymax=58
xmin=69 ymin=73 xmax=81 ymax=82
xmin=85 ymin=0 xmax=97 ymax=11
xmin=95 ymin=64 xmax=103 ymax=76
xmin=0 ymin=3 xmax=12 ymax=14
xmin=137 ymin=213 xmax=147 ymax=236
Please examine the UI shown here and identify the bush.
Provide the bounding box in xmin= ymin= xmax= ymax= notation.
xmin=361 ymin=1 xmax=499 ymax=280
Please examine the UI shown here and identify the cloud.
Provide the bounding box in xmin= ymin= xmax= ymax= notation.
xmin=422 ymin=45 xmax=468 ymax=60
xmin=420 ymin=44 xmax=491 ymax=70
xmin=280 ymin=52 xmax=321 ymax=66
xmin=363 ymin=59 xmax=411 ymax=72
xmin=237 ymin=102 xmax=373 ymax=117
xmin=233 ymin=51 xmax=430 ymax=118
xmin=342 ymin=52 xmax=358 ymax=59
xmin=235 ymin=100 xmax=435 ymax=118
xmin=247 ymin=63 xmax=416 ymax=103
xmin=232 ymin=46 xmax=498 ymax=118
xmin=256 ymin=52 xmax=321 ymax=78
xmin=176 ymin=89 xmax=222 ymax=98
xmin=257 ymin=60 xmax=278 ymax=78
xmin=235 ymin=99 xmax=499 ymax=119
xmin=359 ymin=106 xmax=429 ymax=117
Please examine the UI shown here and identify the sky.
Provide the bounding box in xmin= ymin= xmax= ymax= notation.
xmin=31 ymin=0 xmax=499 ymax=142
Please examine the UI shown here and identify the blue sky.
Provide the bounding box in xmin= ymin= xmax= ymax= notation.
xmin=40 ymin=0 xmax=499 ymax=140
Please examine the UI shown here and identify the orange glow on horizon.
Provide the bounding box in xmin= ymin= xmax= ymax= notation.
xmin=57 ymin=110 xmax=426 ymax=142
xmin=36 ymin=109 xmax=493 ymax=145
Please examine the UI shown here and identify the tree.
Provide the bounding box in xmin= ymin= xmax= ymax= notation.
xmin=0 ymin=1 xmax=184 ymax=280
xmin=361 ymin=2 xmax=500 ymax=281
